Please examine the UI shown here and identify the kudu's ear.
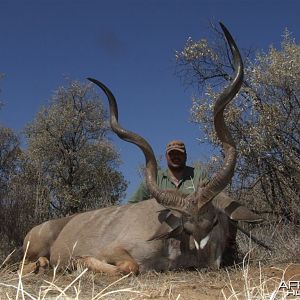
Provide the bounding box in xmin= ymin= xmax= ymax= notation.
xmin=213 ymin=192 xmax=263 ymax=223
xmin=147 ymin=210 xmax=184 ymax=241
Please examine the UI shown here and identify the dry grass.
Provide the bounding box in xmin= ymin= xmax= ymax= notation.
xmin=1 ymin=251 xmax=299 ymax=300
xmin=237 ymin=222 xmax=300 ymax=263
xmin=1 ymin=224 xmax=299 ymax=299
xmin=1 ymin=262 xmax=300 ymax=299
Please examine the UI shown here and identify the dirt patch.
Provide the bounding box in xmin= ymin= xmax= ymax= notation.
xmin=0 ymin=263 xmax=299 ymax=299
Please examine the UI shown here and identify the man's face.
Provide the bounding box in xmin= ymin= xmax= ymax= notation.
xmin=166 ymin=150 xmax=186 ymax=170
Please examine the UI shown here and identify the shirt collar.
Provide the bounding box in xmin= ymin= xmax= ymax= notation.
xmin=162 ymin=166 xmax=194 ymax=180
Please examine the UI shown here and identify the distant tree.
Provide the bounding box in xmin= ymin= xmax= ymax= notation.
xmin=0 ymin=125 xmax=23 ymax=247
xmin=175 ymin=26 xmax=300 ymax=223
xmin=0 ymin=127 xmax=20 ymax=193
xmin=0 ymin=78 xmax=50 ymax=250
xmin=24 ymin=80 xmax=127 ymax=217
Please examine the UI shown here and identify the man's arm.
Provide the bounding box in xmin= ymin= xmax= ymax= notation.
xmin=128 ymin=181 xmax=151 ymax=203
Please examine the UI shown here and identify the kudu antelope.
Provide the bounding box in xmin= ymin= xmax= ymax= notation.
xmin=22 ymin=23 xmax=262 ymax=275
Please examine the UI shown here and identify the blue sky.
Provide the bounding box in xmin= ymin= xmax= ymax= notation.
xmin=0 ymin=0 xmax=299 ymax=201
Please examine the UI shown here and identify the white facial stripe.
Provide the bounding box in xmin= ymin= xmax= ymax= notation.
xmin=193 ymin=238 xmax=200 ymax=250
xmin=200 ymin=234 xmax=210 ymax=249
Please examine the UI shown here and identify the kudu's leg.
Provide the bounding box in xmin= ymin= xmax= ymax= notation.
xmin=21 ymin=256 xmax=50 ymax=275
xmin=75 ymin=247 xmax=139 ymax=275
xmin=109 ymin=247 xmax=139 ymax=275
xmin=74 ymin=256 xmax=120 ymax=275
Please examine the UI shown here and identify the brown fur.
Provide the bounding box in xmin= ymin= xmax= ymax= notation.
xmin=23 ymin=215 xmax=76 ymax=261
xmin=22 ymin=198 xmax=253 ymax=275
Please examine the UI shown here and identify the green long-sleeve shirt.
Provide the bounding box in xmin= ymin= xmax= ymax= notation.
xmin=128 ymin=166 xmax=208 ymax=203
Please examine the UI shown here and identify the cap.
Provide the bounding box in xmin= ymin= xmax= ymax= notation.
xmin=166 ymin=140 xmax=186 ymax=154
